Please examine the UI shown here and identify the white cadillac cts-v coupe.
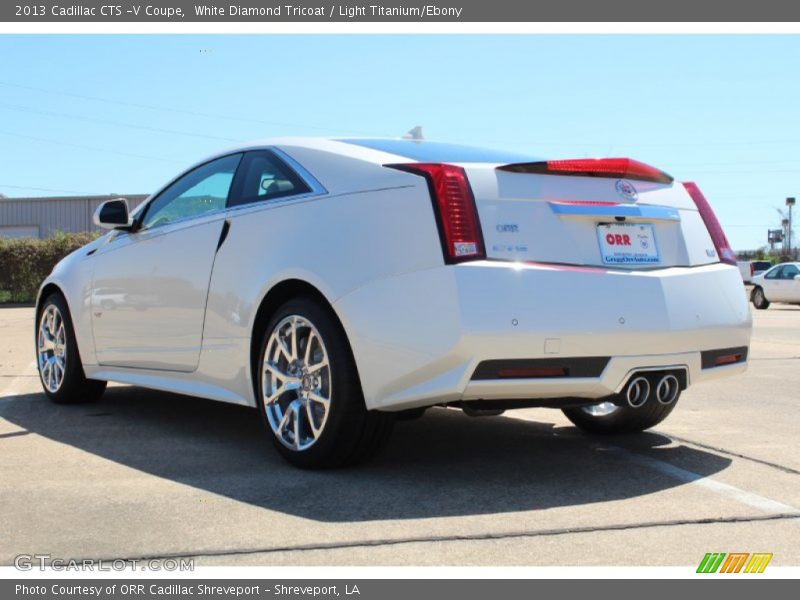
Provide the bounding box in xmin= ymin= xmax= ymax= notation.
xmin=36 ymin=138 xmax=752 ymax=468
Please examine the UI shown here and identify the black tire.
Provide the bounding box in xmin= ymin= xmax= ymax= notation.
xmin=36 ymin=293 xmax=107 ymax=404
xmin=255 ymin=296 xmax=394 ymax=469
xmin=562 ymin=399 xmax=677 ymax=434
xmin=752 ymin=286 xmax=770 ymax=310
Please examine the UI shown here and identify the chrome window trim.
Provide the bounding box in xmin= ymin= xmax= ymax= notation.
xmin=217 ymin=182 xmax=417 ymax=222
xmin=135 ymin=152 xmax=244 ymax=233
xmin=221 ymin=146 xmax=329 ymax=212
xmin=110 ymin=142 xmax=429 ymax=239
xmin=111 ymin=188 xmax=331 ymax=241
xmin=101 ymin=209 xmax=229 ymax=252
xmin=124 ymin=146 xmax=328 ymax=234
xmin=270 ymin=146 xmax=328 ymax=196
xmin=222 ymin=189 xmax=328 ymax=218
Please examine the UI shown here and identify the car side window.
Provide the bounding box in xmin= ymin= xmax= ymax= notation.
xmin=140 ymin=153 xmax=243 ymax=230
xmin=765 ymin=266 xmax=782 ymax=280
xmin=781 ymin=265 xmax=799 ymax=279
xmin=227 ymin=150 xmax=311 ymax=208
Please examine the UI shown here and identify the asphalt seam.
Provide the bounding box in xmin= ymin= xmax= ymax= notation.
xmin=0 ymin=359 xmax=37 ymax=398
xmin=43 ymin=512 xmax=799 ymax=564
xmin=663 ymin=432 xmax=800 ymax=475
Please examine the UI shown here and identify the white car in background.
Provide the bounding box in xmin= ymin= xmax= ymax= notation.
xmin=751 ymin=262 xmax=800 ymax=309
xmin=35 ymin=138 xmax=752 ymax=468
xmin=737 ymin=260 xmax=773 ymax=285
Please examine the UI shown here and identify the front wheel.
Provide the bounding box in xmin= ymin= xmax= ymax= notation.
xmin=752 ymin=286 xmax=770 ymax=310
xmin=256 ymin=297 xmax=394 ymax=469
xmin=562 ymin=398 xmax=677 ymax=434
xmin=36 ymin=293 xmax=106 ymax=404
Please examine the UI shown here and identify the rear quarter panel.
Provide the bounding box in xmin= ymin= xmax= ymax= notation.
xmin=201 ymin=180 xmax=444 ymax=404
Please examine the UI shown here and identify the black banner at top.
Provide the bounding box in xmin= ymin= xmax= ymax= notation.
xmin=3 ymin=0 xmax=800 ymax=22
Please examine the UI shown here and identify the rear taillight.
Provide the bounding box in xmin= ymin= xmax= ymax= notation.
xmin=498 ymin=158 xmax=673 ymax=184
xmin=388 ymin=163 xmax=485 ymax=264
xmin=750 ymin=263 xmax=755 ymax=277
xmin=683 ymin=182 xmax=737 ymax=266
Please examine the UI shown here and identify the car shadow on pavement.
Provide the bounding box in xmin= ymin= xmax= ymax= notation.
xmin=1 ymin=386 xmax=732 ymax=522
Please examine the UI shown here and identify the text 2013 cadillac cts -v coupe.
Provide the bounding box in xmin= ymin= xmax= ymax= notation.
xmin=36 ymin=138 xmax=752 ymax=468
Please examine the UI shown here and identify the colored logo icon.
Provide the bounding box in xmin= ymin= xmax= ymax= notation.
xmin=696 ymin=552 xmax=773 ymax=573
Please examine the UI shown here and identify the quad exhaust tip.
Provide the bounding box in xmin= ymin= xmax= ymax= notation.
xmin=625 ymin=376 xmax=651 ymax=408
xmin=623 ymin=372 xmax=682 ymax=408
xmin=655 ymin=374 xmax=680 ymax=405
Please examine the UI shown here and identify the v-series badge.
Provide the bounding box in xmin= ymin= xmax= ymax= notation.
xmin=496 ymin=224 xmax=520 ymax=233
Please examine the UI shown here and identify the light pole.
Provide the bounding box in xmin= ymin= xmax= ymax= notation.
xmin=787 ymin=197 xmax=796 ymax=257
xmin=782 ymin=219 xmax=790 ymax=254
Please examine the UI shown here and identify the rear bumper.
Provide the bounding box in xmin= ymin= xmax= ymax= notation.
xmin=462 ymin=351 xmax=746 ymax=403
xmin=334 ymin=261 xmax=752 ymax=410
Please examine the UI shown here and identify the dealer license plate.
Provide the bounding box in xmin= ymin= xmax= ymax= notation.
xmin=597 ymin=223 xmax=660 ymax=265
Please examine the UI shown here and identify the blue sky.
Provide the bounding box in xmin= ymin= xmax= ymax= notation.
xmin=0 ymin=34 xmax=798 ymax=250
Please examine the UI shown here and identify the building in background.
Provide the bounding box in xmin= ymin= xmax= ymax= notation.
xmin=0 ymin=194 xmax=149 ymax=239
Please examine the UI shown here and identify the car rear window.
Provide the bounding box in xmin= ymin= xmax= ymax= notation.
xmin=338 ymin=139 xmax=538 ymax=164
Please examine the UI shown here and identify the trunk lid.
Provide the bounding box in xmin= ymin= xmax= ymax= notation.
xmin=463 ymin=163 xmax=718 ymax=268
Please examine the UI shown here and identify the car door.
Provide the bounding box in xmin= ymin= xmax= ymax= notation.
xmin=760 ymin=266 xmax=783 ymax=301
xmin=90 ymin=153 xmax=242 ymax=371
xmin=779 ymin=264 xmax=800 ymax=302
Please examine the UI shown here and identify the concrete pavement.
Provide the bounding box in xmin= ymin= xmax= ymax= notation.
xmin=1 ymin=305 xmax=798 ymax=566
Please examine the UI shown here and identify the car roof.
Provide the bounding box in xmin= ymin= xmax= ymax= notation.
xmin=335 ymin=138 xmax=538 ymax=163
xmin=203 ymin=137 xmax=538 ymax=166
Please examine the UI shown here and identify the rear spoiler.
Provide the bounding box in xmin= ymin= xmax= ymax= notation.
xmin=497 ymin=158 xmax=673 ymax=184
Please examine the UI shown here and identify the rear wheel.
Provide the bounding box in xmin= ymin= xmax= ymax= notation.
xmin=562 ymin=399 xmax=677 ymax=434
xmin=256 ymin=297 xmax=394 ymax=469
xmin=752 ymin=286 xmax=770 ymax=310
xmin=36 ymin=293 xmax=106 ymax=404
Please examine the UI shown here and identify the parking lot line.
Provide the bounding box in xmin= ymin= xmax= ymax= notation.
xmin=508 ymin=413 xmax=800 ymax=518
xmin=603 ymin=445 xmax=800 ymax=515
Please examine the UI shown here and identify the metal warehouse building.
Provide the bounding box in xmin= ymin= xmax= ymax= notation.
xmin=0 ymin=194 xmax=149 ymax=239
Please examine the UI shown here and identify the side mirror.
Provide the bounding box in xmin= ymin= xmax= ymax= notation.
xmin=794 ymin=274 xmax=800 ymax=281
xmin=93 ymin=198 xmax=132 ymax=231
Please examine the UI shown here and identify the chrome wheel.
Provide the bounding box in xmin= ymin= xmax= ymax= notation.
xmin=262 ymin=315 xmax=331 ymax=451
xmin=581 ymin=401 xmax=618 ymax=417
xmin=38 ymin=304 xmax=67 ymax=393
